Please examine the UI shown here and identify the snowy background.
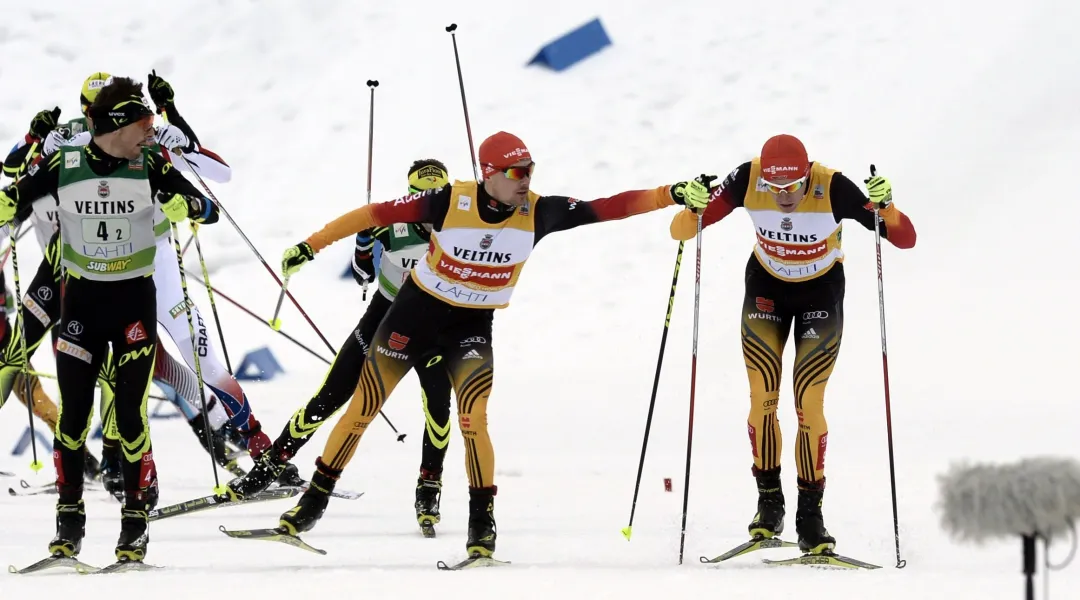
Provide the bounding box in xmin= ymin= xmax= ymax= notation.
xmin=1 ymin=0 xmax=1078 ymax=598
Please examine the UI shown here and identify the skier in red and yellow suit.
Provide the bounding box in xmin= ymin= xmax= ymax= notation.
xmin=267 ymin=131 xmax=712 ymax=561
xmin=670 ymin=134 xmax=916 ymax=554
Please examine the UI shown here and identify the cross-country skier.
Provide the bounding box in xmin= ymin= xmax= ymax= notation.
xmin=226 ymin=159 xmax=455 ymax=536
xmin=668 ymin=134 xmax=917 ymax=556
xmin=1 ymin=73 xmax=227 ymax=488
xmin=2 ymin=71 xmax=290 ymax=494
xmin=0 ymin=76 xmax=220 ymax=564
xmin=259 ymin=131 xmax=710 ymax=562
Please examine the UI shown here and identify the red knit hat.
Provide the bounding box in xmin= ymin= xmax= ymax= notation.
xmin=759 ymin=134 xmax=809 ymax=182
xmin=479 ymin=131 xmax=531 ymax=178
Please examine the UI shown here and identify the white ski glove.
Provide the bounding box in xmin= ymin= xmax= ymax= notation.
xmin=155 ymin=125 xmax=191 ymax=152
xmin=41 ymin=130 xmax=69 ymax=156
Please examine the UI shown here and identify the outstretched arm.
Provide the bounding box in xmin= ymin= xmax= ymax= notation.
xmin=305 ymin=186 xmax=452 ymax=253
xmin=533 ymin=185 xmax=679 ymax=244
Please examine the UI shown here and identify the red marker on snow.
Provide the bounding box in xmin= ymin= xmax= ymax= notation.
xmin=664 ymin=478 xmax=672 ymax=492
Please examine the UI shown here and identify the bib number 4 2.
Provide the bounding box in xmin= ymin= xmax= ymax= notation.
xmin=83 ymin=218 xmax=131 ymax=243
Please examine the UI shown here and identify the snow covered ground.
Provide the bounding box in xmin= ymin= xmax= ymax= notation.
xmin=1 ymin=1 xmax=1078 ymax=598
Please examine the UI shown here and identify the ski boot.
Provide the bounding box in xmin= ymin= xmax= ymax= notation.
xmin=225 ymin=449 xmax=288 ymax=500
xmin=466 ymin=486 xmax=497 ymax=557
xmin=115 ymin=507 xmax=149 ymax=562
xmin=99 ymin=443 xmax=124 ymax=503
xmin=189 ymin=414 xmax=245 ymax=478
xmin=795 ymin=477 xmax=836 ymax=554
xmin=83 ymin=448 xmax=102 ymax=482
xmin=415 ymin=470 xmax=442 ymax=537
xmin=275 ymin=462 xmax=305 ymax=487
xmin=748 ymin=467 xmax=785 ymax=539
xmin=223 ymin=420 xmax=247 ymax=456
xmin=278 ymin=460 xmax=337 ymax=536
xmin=48 ymin=499 xmax=86 ymax=557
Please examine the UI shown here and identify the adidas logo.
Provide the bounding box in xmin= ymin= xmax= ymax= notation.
xmin=463 ymin=349 xmax=483 ymax=360
xmin=801 ymin=328 xmax=819 ymax=340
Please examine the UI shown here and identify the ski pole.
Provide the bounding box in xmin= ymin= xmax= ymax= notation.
xmin=171 ymin=221 xmax=226 ymax=494
xmin=189 ymin=222 xmax=234 ymax=372
xmin=445 ymin=24 xmax=480 ymax=182
xmin=178 ymin=157 xmax=405 ymax=442
xmin=622 ymin=241 xmax=684 ymax=541
xmin=361 ymin=79 xmax=378 ymax=301
xmin=8 ymin=224 xmax=43 ymax=473
xmin=869 ymin=164 xmax=905 ymax=569
xmin=678 ymin=176 xmax=714 ymax=564
xmin=269 ymin=275 xmax=288 ymax=331
xmin=183 ymin=269 xmax=331 ymax=365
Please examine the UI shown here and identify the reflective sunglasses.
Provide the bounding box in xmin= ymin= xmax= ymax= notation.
xmin=494 ymin=162 xmax=535 ymax=180
xmin=760 ymin=175 xmax=807 ymax=194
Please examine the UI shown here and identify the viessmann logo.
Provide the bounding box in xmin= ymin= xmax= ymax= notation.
xmin=756 ymin=234 xmax=828 ymax=261
xmin=435 ymin=257 xmax=513 ymax=282
xmin=761 ymin=165 xmax=801 ymax=175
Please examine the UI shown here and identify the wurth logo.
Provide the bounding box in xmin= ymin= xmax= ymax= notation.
xmin=388 ymin=332 xmax=410 ymax=351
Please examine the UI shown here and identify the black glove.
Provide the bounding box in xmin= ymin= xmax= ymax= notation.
xmin=352 ymin=255 xmax=375 ymax=286
xmin=147 ymin=70 xmax=175 ymax=113
xmin=351 ymin=232 xmax=376 ymax=286
xmin=28 ymin=107 xmax=61 ymax=140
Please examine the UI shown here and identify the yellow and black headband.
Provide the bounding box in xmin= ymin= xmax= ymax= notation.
xmin=408 ymin=164 xmax=448 ymax=194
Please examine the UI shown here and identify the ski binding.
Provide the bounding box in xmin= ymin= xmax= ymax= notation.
xmin=700 ymin=536 xmax=798 ymax=563
xmin=8 ymin=555 xmax=99 ymax=575
xmin=82 ymin=559 xmax=163 ymax=574
xmin=762 ymin=551 xmax=882 ymax=570
xmin=436 ymin=555 xmax=511 ymax=570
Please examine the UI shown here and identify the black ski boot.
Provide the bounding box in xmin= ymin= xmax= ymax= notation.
xmin=189 ymin=414 xmax=244 ymax=477
xmin=83 ymin=449 xmax=102 ymax=482
xmin=116 ymin=490 xmax=150 ymax=562
xmin=466 ymin=486 xmax=497 ymax=557
xmin=748 ymin=467 xmax=785 ymax=539
xmin=278 ymin=460 xmax=337 ymax=535
xmin=276 ymin=462 xmax=305 ymax=487
xmin=49 ymin=499 xmax=86 ymax=557
xmin=415 ymin=470 xmax=442 ymax=536
xmin=223 ymin=420 xmax=247 ymax=455
xmin=795 ymin=477 xmax=836 ymax=554
xmin=225 ymin=450 xmax=288 ymax=500
xmin=99 ymin=442 xmax=124 ymax=503
xmin=115 ymin=508 xmax=149 ymax=562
